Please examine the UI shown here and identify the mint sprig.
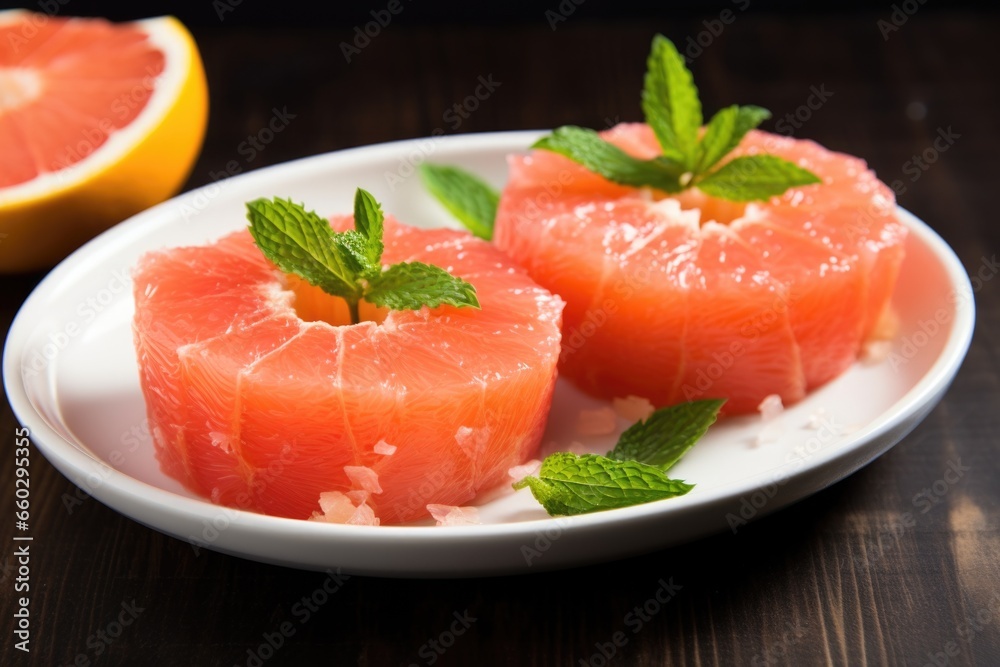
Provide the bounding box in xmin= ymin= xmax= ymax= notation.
xmin=533 ymin=34 xmax=821 ymax=202
xmin=419 ymin=163 xmax=499 ymax=240
xmin=246 ymin=189 xmax=480 ymax=323
xmin=514 ymin=398 xmax=725 ymax=516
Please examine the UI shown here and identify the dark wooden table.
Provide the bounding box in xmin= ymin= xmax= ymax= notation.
xmin=3 ymin=11 xmax=999 ymax=666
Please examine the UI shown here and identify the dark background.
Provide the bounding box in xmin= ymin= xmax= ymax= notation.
xmin=2 ymin=0 xmax=993 ymax=26
xmin=2 ymin=1 xmax=1000 ymax=666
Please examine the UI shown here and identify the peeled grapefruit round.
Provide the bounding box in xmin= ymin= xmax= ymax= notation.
xmin=494 ymin=123 xmax=907 ymax=414
xmin=0 ymin=11 xmax=208 ymax=272
xmin=132 ymin=216 xmax=563 ymax=524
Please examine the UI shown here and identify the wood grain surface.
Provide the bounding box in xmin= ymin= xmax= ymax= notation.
xmin=2 ymin=11 xmax=999 ymax=667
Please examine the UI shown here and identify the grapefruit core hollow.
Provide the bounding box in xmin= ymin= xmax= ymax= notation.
xmin=132 ymin=216 xmax=564 ymax=525
xmin=494 ymin=123 xmax=907 ymax=414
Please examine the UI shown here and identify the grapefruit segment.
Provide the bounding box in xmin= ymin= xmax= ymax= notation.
xmin=495 ymin=123 xmax=907 ymax=413
xmin=133 ymin=217 xmax=563 ymax=524
xmin=177 ymin=314 xmax=301 ymax=505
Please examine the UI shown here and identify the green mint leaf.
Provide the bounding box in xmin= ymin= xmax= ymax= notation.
xmin=694 ymin=105 xmax=738 ymax=174
xmin=642 ymin=34 xmax=702 ymax=168
xmin=353 ymin=188 xmax=384 ymax=273
xmin=696 ymin=155 xmax=823 ymax=202
xmin=695 ymin=105 xmax=771 ymax=174
xmin=608 ymin=399 xmax=725 ymax=471
xmin=246 ymin=197 xmax=359 ymax=300
xmin=419 ymin=163 xmax=498 ymax=241
xmin=332 ymin=230 xmax=370 ymax=276
xmin=365 ymin=261 xmax=480 ymax=311
xmin=533 ymin=126 xmax=684 ymax=193
xmin=513 ymin=453 xmax=693 ymax=516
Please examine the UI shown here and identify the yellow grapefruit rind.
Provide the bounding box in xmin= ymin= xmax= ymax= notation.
xmin=0 ymin=14 xmax=208 ymax=273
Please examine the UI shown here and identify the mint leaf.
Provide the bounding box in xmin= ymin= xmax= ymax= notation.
xmin=696 ymin=155 xmax=823 ymax=201
xmin=352 ymin=188 xmax=384 ymax=274
xmin=332 ymin=229 xmax=370 ymax=276
xmin=365 ymin=261 xmax=479 ymax=311
xmin=419 ymin=163 xmax=498 ymax=240
xmin=533 ymin=126 xmax=684 ymax=192
xmin=642 ymin=34 xmax=702 ymax=168
xmin=513 ymin=453 xmax=693 ymax=516
xmin=608 ymin=398 xmax=725 ymax=470
xmin=695 ymin=105 xmax=771 ymax=173
xmin=694 ymin=105 xmax=738 ymax=174
xmin=246 ymin=198 xmax=359 ymax=301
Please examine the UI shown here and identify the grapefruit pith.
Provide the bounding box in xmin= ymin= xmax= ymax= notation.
xmin=494 ymin=123 xmax=907 ymax=414
xmin=132 ymin=216 xmax=564 ymax=525
xmin=0 ymin=11 xmax=208 ymax=272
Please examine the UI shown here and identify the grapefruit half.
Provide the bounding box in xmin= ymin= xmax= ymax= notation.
xmin=0 ymin=11 xmax=208 ymax=272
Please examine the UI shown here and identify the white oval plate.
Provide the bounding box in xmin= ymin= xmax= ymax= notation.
xmin=3 ymin=132 xmax=975 ymax=577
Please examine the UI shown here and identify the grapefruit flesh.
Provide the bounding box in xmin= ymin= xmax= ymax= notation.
xmin=494 ymin=124 xmax=907 ymax=414
xmin=0 ymin=15 xmax=164 ymax=187
xmin=132 ymin=217 xmax=564 ymax=524
xmin=0 ymin=11 xmax=207 ymax=271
